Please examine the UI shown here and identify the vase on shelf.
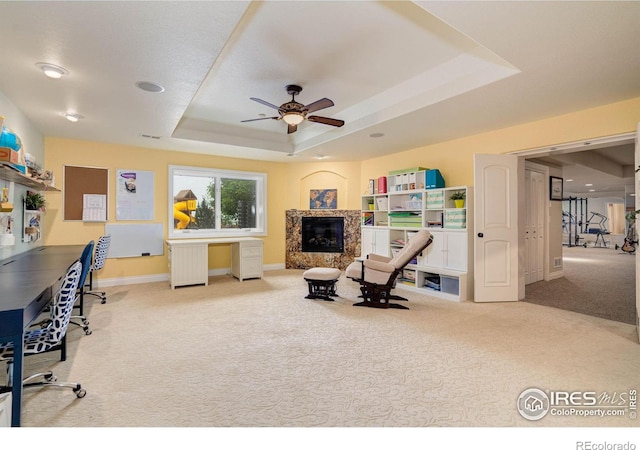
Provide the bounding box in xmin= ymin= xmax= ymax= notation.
xmin=454 ymin=199 xmax=465 ymax=208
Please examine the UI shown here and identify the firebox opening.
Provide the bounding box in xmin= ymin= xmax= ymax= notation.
xmin=301 ymin=217 xmax=345 ymax=253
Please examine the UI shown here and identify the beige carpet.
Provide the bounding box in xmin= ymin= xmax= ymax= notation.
xmin=7 ymin=270 xmax=640 ymax=427
xmin=525 ymin=246 xmax=636 ymax=324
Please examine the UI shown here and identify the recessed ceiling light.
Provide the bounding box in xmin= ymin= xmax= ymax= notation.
xmin=64 ymin=113 xmax=83 ymax=123
xmin=369 ymin=132 xmax=384 ymax=138
xmin=315 ymin=155 xmax=327 ymax=160
xmin=135 ymin=81 xmax=165 ymax=93
xmin=585 ymin=183 xmax=593 ymax=186
xmin=565 ymin=179 xmax=574 ymax=182
xmin=36 ymin=62 xmax=68 ymax=79
xmin=588 ymin=189 xmax=596 ymax=192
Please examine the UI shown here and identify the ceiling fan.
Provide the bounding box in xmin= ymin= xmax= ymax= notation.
xmin=241 ymin=84 xmax=345 ymax=134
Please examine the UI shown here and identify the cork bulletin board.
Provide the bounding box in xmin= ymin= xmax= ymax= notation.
xmin=63 ymin=165 xmax=109 ymax=221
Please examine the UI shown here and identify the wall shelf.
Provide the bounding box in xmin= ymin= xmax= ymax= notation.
xmin=0 ymin=163 xmax=59 ymax=191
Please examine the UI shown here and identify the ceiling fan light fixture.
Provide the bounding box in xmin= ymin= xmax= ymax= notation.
xmin=282 ymin=112 xmax=304 ymax=125
xmin=36 ymin=62 xmax=68 ymax=79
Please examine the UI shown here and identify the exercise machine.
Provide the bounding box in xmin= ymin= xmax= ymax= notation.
xmin=563 ymin=197 xmax=588 ymax=247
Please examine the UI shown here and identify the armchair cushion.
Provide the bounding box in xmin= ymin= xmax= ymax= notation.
xmin=367 ymin=254 xmax=392 ymax=263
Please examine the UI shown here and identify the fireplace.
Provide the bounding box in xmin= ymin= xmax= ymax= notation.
xmin=285 ymin=209 xmax=360 ymax=270
xmin=301 ymin=216 xmax=344 ymax=253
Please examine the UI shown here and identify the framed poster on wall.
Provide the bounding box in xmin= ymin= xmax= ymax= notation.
xmin=550 ymin=176 xmax=563 ymax=201
xmin=310 ymin=189 xmax=337 ymax=209
xmin=116 ymin=169 xmax=154 ymax=220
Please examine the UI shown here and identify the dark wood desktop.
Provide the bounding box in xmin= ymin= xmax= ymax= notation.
xmin=0 ymin=245 xmax=84 ymax=426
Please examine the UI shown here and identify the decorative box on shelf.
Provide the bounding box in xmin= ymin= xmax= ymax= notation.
xmin=426 ymin=169 xmax=445 ymax=189
xmin=445 ymin=209 xmax=466 ymax=228
xmin=426 ymin=190 xmax=444 ymax=208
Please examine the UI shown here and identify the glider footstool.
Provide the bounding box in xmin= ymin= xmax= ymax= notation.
xmin=303 ymin=267 xmax=341 ymax=301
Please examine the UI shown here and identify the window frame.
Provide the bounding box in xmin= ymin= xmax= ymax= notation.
xmin=168 ymin=165 xmax=267 ymax=239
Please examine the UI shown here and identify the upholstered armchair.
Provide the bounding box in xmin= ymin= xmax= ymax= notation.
xmin=346 ymin=229 xmax=433 ymax=309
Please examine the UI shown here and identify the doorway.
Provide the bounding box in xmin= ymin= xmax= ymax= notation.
xmin=518 ymin=134 xmax=637 ymax=324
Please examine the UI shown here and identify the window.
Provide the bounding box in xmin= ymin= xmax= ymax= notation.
xmin=168 ymin=165 xmax=267 ymax=238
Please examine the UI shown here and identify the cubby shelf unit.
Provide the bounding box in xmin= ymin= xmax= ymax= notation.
xmin=360 ymin=185 xmax=473 ymax=302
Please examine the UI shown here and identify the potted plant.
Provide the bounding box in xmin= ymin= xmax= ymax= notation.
xmin=25 ymin=191 xmax=46 ymax=211
xmin=367 ymin=197 xmax=375 ymax=210
xmin=450 ymin=191 xmax=465 ymax=208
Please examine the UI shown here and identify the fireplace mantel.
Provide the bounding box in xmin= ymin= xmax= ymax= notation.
xmin=285 ymin=209 xmax=360 ymax=270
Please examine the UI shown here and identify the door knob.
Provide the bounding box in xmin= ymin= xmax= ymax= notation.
xmin=477 ymin=232 xmax=484 ymax=238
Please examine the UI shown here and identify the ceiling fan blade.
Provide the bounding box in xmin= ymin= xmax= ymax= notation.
xmin=303 ymin=98 xmax=334 ymax=114
xmin=250 ymin=97 xmax=282 ymax=111
xmin=287 ymin=124 xmax=297 ymax=134
xmin=307 ymin=115 xmax=345 ymax=127
xmin=241 ymin=116 xmax=279 ymax=123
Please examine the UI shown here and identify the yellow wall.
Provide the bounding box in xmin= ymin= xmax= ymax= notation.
xmin=43 ymin=138 xmax=289 ymax=281
xmin=43 ymin=139 xmax=362 ymax=281
xmin=43 ymin=97 xmax=640 ymax=283
xmin=285 ymin=161 xmax=361 ymax=210
xmin=361 ymin=97 xmax=640 ymax=188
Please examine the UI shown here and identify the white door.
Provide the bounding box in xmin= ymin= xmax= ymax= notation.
xmin=361 ymin=228 xmax=390 ymax=258
xmin=361 ymin=228 xmax=374 ymax=257
xmin=374 ymin=228 xmax=390 ymax=257
xmin=420 ymin=230 xmax=444 ymax=267
xmin=444 ymin=231 xmax=467 ymax=272
xmin=525 ymin=168 xmax=545 ymax=284
xmin=474 ymin=154 xmax=523 ymax=302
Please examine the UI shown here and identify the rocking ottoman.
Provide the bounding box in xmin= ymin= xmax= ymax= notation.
xmin=303 ymin=267 xmax=341 ymax=301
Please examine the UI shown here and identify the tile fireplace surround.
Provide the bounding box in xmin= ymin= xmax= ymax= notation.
xmin=285 ymin=209 xmax=361 ymax=270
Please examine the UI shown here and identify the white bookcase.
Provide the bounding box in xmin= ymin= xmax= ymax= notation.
xmin=360 ymin=185 xmax=473 ymax=302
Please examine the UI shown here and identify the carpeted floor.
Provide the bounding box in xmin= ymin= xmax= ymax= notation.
xmin=524 ymin=246 xmax=636 ymax=324
xmin=7 ymin=269 xmax=639 ymax=428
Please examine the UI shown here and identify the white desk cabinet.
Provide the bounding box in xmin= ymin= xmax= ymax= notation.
xmin=231 ymin=239 xmax=263 ymax=281
xmin=167 ymin=241 xmax=209 ymax=289
xmin=166 ymin=237 xmax=263 ymax=289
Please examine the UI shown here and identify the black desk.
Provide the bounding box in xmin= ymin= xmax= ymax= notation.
xmin=0 ymin=245 xmax=84 ymax=427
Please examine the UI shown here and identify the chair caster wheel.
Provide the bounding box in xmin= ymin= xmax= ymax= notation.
xmin=101 ymin=299 xmax=106 ymax=304
xmin=74 ymin=386 xmax=87 ymax=398
xmin=44 ymin=373 xmax=57 ymax=382
xmin=84 ymin=328 xmax=92 ymax=335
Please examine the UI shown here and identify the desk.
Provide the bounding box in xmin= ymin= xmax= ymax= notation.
xmin=0 ymin=245 xmax=84 ymax=427
xmin=166 ymin=238 xmax=263 ymax=289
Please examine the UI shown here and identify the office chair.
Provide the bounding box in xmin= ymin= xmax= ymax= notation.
xmin=0 ymin=260 xmax=86 ymax=398
xmin=85 ymin=234 xmax=111 ymax=304
xmin=70 ymin=241 xmax=94 ymax=336
xmin=345 ymin=229 xmax=433 ymax=309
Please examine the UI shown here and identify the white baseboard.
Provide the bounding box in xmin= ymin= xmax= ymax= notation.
xmin=546 ymin=270 xmax=565 ymax=281
xmin=94 ymin=263 xmax=287 ymax=288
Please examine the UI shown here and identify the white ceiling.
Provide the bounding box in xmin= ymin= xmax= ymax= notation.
xmin=0 ymin=2 xmax=639 ymax=186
